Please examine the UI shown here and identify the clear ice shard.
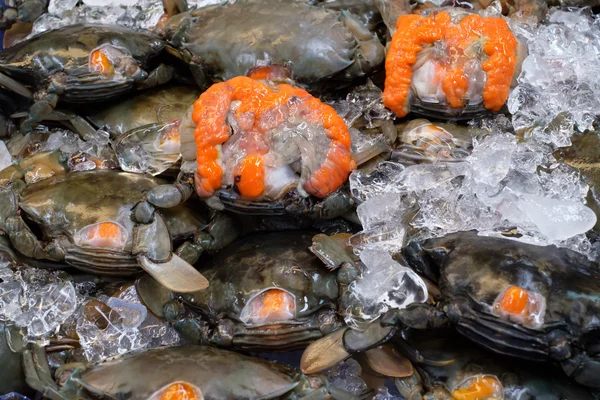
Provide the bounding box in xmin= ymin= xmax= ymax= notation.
xmin=76 ymin=285 xmax=180 ymax=363
xmin=0 ymin=264 xmax=78 ymax=342
xmin=0 ymin=141 xmax=13 ymax=172
xmin=346 ymin=249 xmax=428 ymax=323
xmin=517 ymin=194 xmax=596 ymax=241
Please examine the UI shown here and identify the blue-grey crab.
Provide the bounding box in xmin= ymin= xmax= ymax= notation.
xmin=302 ymin=231 xmax=600 ymax=388
xmin=0 ymin=24 xmax=173 ymax=132
xmin=137 ymin=231 xmax=348 ymax=352
xmin=22 ymin=344 xmax=360 ymax=400
xmin=163 ymin=0 xmax=385 ymax=89
xmin=395 ymin=332 xmax=597 ymax=400
xmin=0 ymin=168 xmax=239 ymax=293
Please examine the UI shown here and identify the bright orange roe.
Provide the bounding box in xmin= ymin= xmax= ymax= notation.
xmin=90 ymin=50 xmax=113 ymax=75
xmin=259 ymin=290 xmax=292 ymax=318
xmin=383 ymin=11 xmax=518 ymax=117
xmin=92 ymin=222 xmax=120 ymax=240
xmin=160 ymin=383 xmax=198 ymax=400
xmin=499 ymin=285 xmax=529 ymax=315
xmin=452 ymin=376 xmax=501 ymax=400
xmin=191 ymin=76 xmax=355 ymax=199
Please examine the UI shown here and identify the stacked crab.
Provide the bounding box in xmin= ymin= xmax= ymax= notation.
xmin=0 ymin=0 xmax=600 ymax=399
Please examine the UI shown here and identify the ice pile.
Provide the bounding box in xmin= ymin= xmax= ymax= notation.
xmin=508 ymin=8 xmax=600 ymax=147
xmin=0 ymin=262 xmax=78 ymax=342
xmin=76 ymin=285 xmax=180 ymax=363
xmin=352 ymin=121 xmax=596 ymax=257
xmin=32 ymin=0 xmax=224 ymax=35
xmin=373 ymin=387 xmax=403 ymax=400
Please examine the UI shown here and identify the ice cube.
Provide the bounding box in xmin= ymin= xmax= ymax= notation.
xmin=346 ymin=249 xmax=428 ymax=322
xmin=468 ymin=133 xmax=516 ymax=186
xmin=48 ymin=0 xmax=79 ymax=14
xmin=517 ymin=194 xmax=596 ymax=241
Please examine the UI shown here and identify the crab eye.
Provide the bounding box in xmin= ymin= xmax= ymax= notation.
xmin=451 ymin=374 xmax=503 ymax=400
xmin=89 ymin=49 xmax=114 ymax=75
xmin=154 ymin=121 xmax=182 ymax=154
xmin=240 ymin=288 xmax=296 ymax=325
xmin=149 ymin=382 xmax=203 ymax=400
xmin=74 ymin=222 xmax=128 ymax=250
xmin=492 ymin=285 xmax=545 ymax=329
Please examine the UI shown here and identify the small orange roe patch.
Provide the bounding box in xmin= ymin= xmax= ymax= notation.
xmin=452 ymin=376 xmax=502 ymax=400
xmin=234 ymin=155 xmax=265 ymax=198
xmin=90 ymin=50 xmax=113 ymax=75
xmin=160 ymin=382 xmax=198 ymax=400
xmin=191 ymin=76 xmax=355 ymax=199
xmin=259 ymin=290 xmax=290 ymax=318
xmin=383 ymin=11 xmax=518 ymax=117
xmin=498 ymin=285 xmax=529 ymax=315
xmin=94 ymin=222 xmax=120 ymax=239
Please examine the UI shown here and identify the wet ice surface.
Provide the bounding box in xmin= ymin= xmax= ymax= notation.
xmin=508 ymin=8 xmax=600 ymax=147
xmin=33 ymin=0 xmax=224 ymax=35
xmin=373 ymin=387 xmax=403 ymax=400
xmin=76 ymin=285 xmax=180 ymax=363
xmin=0 ymin=262 xmax=78 ymax=342
xmin=345 ymin=249 xmax=428 ymax=324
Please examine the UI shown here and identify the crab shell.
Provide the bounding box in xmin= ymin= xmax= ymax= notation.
xmin=164 ymin=0 xmax=384 ymax=88
xmin=383 ymin=7 xmax=528 ymax=119
xmin=16 ymin=170 xmax=205 ymax=275
xmin=404 ymin=231 xmax=600 ymax=363
xmin=67 ymin=345 xmax=301 ymax=399
xmin=0 ymin=24 xmax=165 ymax=102
xmin=179 ymin=231 xmax=341 ymax=351
xmin=0 ymin=323 xmax=30 ymax=396
xmin=397 ymin=332 xmax=596 ymax=400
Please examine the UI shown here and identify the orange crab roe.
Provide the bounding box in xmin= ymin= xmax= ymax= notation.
xmin=160 ymin=382 xmax=199 ymax=400
xmin=259 ymin=289 xmax=294 ymax=319
xmin=90 ymin=49 xmax=114 ymax=75
xmin=452 ymin=375 xmax=502 ymax=400
xmin=498 ymin=285 xmax=529 ymax=314
xmin=191 ymin=76 xmax=355 ymax=199
xmin=90 ymin=222 xmax=120 ymax=240
xmin=383 ymin=11 xmax=518 ymax=117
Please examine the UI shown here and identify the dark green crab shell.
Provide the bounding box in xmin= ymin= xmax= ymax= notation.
xmin=72 ymin=345 xmax=300 ymax=399
xmin=165 ymin=0 xmax=379 ymax=85
xmin=18 ymin=170 xmax=205 ymax=275
xmin=0 ymin=24 xmax=165 ymax=102
xmin=404 ymin=231 xmax=600 ymax=361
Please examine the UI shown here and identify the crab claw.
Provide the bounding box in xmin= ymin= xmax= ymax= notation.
xmin=133 ymin=212 xmax=209 ymax=293
xmin=359 ymin=344 xmax=414 ymax=378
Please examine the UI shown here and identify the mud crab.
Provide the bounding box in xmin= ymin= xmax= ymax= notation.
xmin=378 ymin=0 xmax=531 ymax=119
xmin=0 ymin=24 xmax=172 ymax=132
xmin=23 ymin=344 xmax=359 ymax=400
xmin=0 ymin=168 xmax=240 ymax=292
xmin=304 ymin=231 xmax=600 ymax=388
xmin=163 ymin=0 xmax=385 ymax=89
xmin=137 ymin=231 xmax=349 ymax=351
xmin=176 ymin=72 xmax=357 ymax=218
xmin=395 ymin=332 xmax=596 ymax=400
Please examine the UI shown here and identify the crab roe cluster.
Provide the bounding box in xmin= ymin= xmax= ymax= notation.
xmin=189 ymin=76 xmax=356 ymax=200
xmin=383 ymin=10 xmax=518 ymax=117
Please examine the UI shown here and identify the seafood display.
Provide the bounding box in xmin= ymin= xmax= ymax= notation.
xmin=1 ymin=0 xmax=600 ymax=399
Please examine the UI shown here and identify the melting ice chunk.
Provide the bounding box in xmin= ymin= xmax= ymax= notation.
xmin=517 ymin=194 xmax=597 ymax=241
xmin=326 ymin=359 xmax=368 ymax=397
xmin=0 ymin=141 xmax=13 ymax=172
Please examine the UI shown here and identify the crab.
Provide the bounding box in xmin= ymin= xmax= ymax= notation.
xmin=136 ymin=231 xmax=350 ymax=352
xmin=175 ymin=72 xmax=357 ymax=218
xmin=0 ymin=24 xmax=173 ymax=132
xmin=0 ymin=168 xmax=240 ymax=293
xmin=302 ymin=231 xmax=600 ymax=388
xmin=22 ymin=343 xmax=361 ymax=400
xmin=163 ymin=0 xmax=385 ymax=89
xmin=395 ymin=332 xmax=596 ymax=400
xmin=377 ymin=0 xmax=535 ymax=119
